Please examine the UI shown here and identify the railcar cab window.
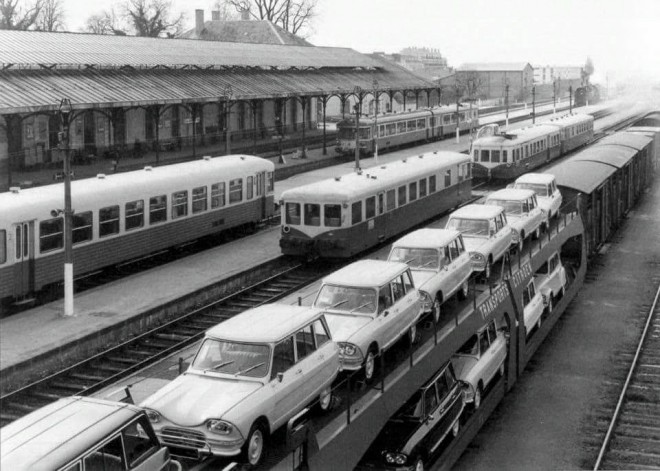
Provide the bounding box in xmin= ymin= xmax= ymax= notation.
xmin=72 ymin=212 xmax=93 ymax=244
xmin=351 ymin=201 xmax=362 ymax=225
xmin=125 ymin=200 xmax=144 ymax=231
xmin=99 ymin=205 xmax=120 ymax=237
xmin=39 ymin=217 xmax=63 ymax=252
xmin=171 ymin=190 xmax=188 ymax=219
xmin=149 ymin=195 xmax=167 ymax=224
xmin=324 ymin=204 xmax=341 ymax=227
xmin=229 ymin=178 xmax=243 ymax=204
xmin=211 ymin=182 xmax=226 ymax=208
xmin=192 ymin=186 xmax=208 ymax=213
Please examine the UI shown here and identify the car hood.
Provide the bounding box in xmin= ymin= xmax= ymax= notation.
xmin=451 ymin=355 xmax=478 ymax=381
xmin=462 ymin=235 xmax=487 ymax=253
xmin=506 ymin=215 xmax=525 ymax=231
xmin=324 ymin=313 xmax=373 ymax=343
xmin=361 ymin=419 xmax=419 ymax=461
xmin=410 ymin=270 xmax=436 ymax=291
xmin=141 ymin=373 xmax=263 ymax=426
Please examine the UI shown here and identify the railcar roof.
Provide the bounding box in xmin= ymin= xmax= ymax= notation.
xmin=322 ymin=260 xmax=410 ymax=288
xmin=472 ymin=124 xmax=559 ymax=146
xmin=543 ymin=113 xmax=594 ymax=129
xmin=0 ymin=155 xmax=273 ymax=223
xmin=0 ymin=396 xmax=141 ymax=471
xmin=448 ymin=204 xmax=504 ymax=220
xmin=571 ymin=146 xmax=637 ymax=169
xmin=486 ymin=188 xmax=536 ymax=201
xmin=347 ymin=104 xmax=473 ymax=126
xmin=392 ymin=228 xmax=461 ymax=249
xmin=595 ymin=132 xmax=653 ymax=151
xmin=205 ymin=304 xmax=324 ymax=343
xmin=280 ymin=152 xmax=469 ymax=202
xmin=514 ymin=172 xmax=556 ymax=184
xmin=547 ymin=160 xmax=616 ymax=193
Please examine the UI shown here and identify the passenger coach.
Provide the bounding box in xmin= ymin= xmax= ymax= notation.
xmin=280 ymin=151 xmax=472 ymax=259
xmin=0 ymin=155 xmax=275 ymax=304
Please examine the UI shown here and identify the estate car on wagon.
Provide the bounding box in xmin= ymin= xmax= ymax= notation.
xmin=485 ymin=188 xmax=544 ymax=251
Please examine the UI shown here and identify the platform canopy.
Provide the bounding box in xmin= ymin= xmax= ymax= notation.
xmin=0 ymin=30 xmax=437 ymax=114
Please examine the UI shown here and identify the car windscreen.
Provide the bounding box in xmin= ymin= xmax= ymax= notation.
xmin=192 ymin=339 xmax=270 ymax=378
xmin=457 ymin=334 xmax=479 ymax=355
xmin=514 ymin=182 xmax=548 ymax=197
xmin=446 ymin=217 xmax=489 ymax=237
xmin=395 ymin=390 xmax=423 ymax=420
xmin=487 ymin=199 xmax=523 ymax=215
xmin=314 ymin=285 xmax=377 ymax=314
xmin=389 ymin=247 xmax=439 ymax=270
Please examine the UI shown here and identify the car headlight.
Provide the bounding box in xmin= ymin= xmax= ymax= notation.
xmin=470 ymin=252 xmax=485 ymax=263
xmin=419 ymin=290 xmax=432 ymax=307
xmin=384 ymin=452 xmax=408 ymax=465
xmin=461 ymin=382 xmax=475 ymax=402
xmin=144 ymin=409 xmax=161 ymax=423
xmin=338 ymin=342 xmax=362 ymax=359
xmin=206 ymin=419 xmax=234 ymax=435
xmin=511 ymin=230 xmax=520 ymax=242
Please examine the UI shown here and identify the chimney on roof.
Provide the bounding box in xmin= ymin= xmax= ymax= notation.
xmin=239 ymin=6 xmax=250 ymax=20
xmin=195 ymin=9 xmax=204 ymax=36
xmin=211 ymin=10 xmax=220 ymax=21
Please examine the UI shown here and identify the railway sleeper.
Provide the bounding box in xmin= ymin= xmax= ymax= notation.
xmin=141 ymin=339 xmax=175 ymax=349
xmin=51 ymin=380 xmax=89 ymax=391
xmin=124 ymin=348 xmax=160 ymax=358
xmin=179 ymin=320 xmax=220 ymax=331
xmin=1 ymin=412 xmax=22 ymax=424
xmin=4 ymin=401 xmax=41 ymax=413
xmin=605 ymin=448 xmax=660 ymax=466
xmin=106 ymin=356 xmax=140 ymax=365
xmin=242 ymin=295 xmax=272 ymax=303
xmin=153 ymin=332 xmax=190 ymax=343
xmin=30 ymin=390 xmax=67 ymax=402
xmin=92 ymin=363 xmax=128 ymax=374
xmin=68 ymin=372 xmax=106 ymax=382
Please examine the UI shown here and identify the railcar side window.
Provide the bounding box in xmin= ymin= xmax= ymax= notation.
xmin=304 ymin=204 xmax=321 ymax=226
xmin=445 ymin=170 xmax=451 ymax=187
xmin=72 ymin=212 xmax=93 ymax=244
xmin=229 ymin=179 xmax=243 ymax=204
xmin=247 ymin=176 xmax=254 ymax=200
xmin=397 ymin=122 xmax=406 ymax=134
xmin=149 ymin=195 xmax=167 ymax=224
xmin=286 ymin=203 xmax=301 ymax=225
xmin=125 ymin=200 xmax=144 ymax=231
xmin=211 ymin=182 xmax=226 ymax=208
xmin=386 ymin=189 xmax=396 ymax=211
xmin=39 ymin=218 xmax=64 ymax=253
xmin=419 ymin=178 xmax=427 ymax=197
xmin=365 ymin=196 xmax=376 ymax=219
xmin=378 ymin=193 xmax=385 ymax=215
xmin=172 ymin=190 xmax=188 ymax=219
xmin=481 ymin=150 xmax=489 ymax=162
xmin=417 ymin=118 xmax=425 ymax=129
xmin=351 ymin=201 xmax=362 ymax=225
xmin=491 ymin=150 xmax=500 ymax=163
xmin=324 ymin=204 xmax=341 ymax=227
xmin=192 ymin=186 xmax=208 ymax=213
xmin=409 ymin=182 xmax=417 ymax=202
xmin=398 ymin=185 xmax=407 ymax=206
xmin=256 ymin=173 xmax=262 ymax=197
xmin=0 ymin=230 xmax=5 ymax=264
xmin=443 ymin=114 xmax=450 ymax=124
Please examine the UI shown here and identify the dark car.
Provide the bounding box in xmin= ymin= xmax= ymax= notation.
xmin=357 ymin=362 xmax=466 ymax=471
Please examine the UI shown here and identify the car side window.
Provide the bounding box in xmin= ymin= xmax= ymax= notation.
xmin=424 ymin=385 xmax=439 ymax=415
xmin=402 ymin=270 xmax=414 ymax=292
xmin=378 ymin=285 xmax=393 ymax=313
xmin=479 ymin=330 xmax=490 ymax=354
xmin=441 ymin=246 xmax=450 ymax=265
xmin=436 ymin=372 xmax=450 ymax=399
xmin=457 ymin=236 xmax=465 ymax=254
xmin=523 ymin=286 xmax=531 ymax=305
xmin=489 ymin=219 xmax=497 ymax=236
xmin=528 ymin=282 xmax=536 ymax=298
xmin=487 ymin=321 xmax=497 ymax=344
xmin=123 ymin=417 xmax=159 ymax=468
xmin=295 ymin=324 xmax=317 ymax=360
xmin=312 ymin=319 xmax=330 ymax=347
xmin=391 ymin=278 xmax=405 ymax=303
xmin=522 ymin=200 xmax=530 ymax=213
xmin=449 ymin=239 xmax=460 ymax=260
xmin=84 ymin=435 xmax=125 ymax=471
xmin=271 ymin=337 xmax=295 ymax=380
xmin=61 ymin=463 xmax=81 ymax=471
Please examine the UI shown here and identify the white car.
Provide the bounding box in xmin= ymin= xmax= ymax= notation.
xmin=446 ymin=204 xmax=513 ymax=279
xmin=388 ymin=228 xmax=473 ymax=323
xmin=314 ymin=260 xmax=422 ymax=382
xmin=451 ymin=318 xmax=507 ymax=409
xmin=513 ymin=173 xmax=563 ymax=223
xmin=522 ymin=278 xmax=544 ymax=335
xmin=141 ymin=304 xmax=339 ymax=466
xmin=485 ymin=188 xmax=545 ymax=251
xmin=534 ymin=251 xmax=567 ymax=313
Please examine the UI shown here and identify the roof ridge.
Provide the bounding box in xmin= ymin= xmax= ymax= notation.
xmin=266 ymin=20 xmax=286 ymax=45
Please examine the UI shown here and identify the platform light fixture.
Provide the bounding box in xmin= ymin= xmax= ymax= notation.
xmin=58 ymin=97 xmax=74 ymax=317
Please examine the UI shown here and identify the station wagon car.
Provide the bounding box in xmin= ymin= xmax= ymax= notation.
xmin=513 ymin=173 xmax=563 ymax=223
xmin=314 ymin=260 xmax=422 ymax=382
xmin=1 ymin=396 xmax=180 ymax=471
xmin=523 ymin=278 xmax=544 ymax=335
xmin=388 ymin=229 xmax=473 ymax=323
xmin=141 ymin=304 xmax=339 ymax=467
xmin=485 ymin=188 xmax=545 ymax=251
xmin=451 ymin=319 xmax=507 ymax=410
xmin=445 ymin=204 xmax=513 ymax=279
xmin=356 ymin=362 xmax=466 ymax=471
xmin=534 ymin=251 xmax=567 ymax=313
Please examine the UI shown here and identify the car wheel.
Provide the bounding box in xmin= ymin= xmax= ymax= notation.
xmin=243 ymin=422 xmax=267 ymax=467
xmin=364 ymin=348 xmax=377 ymax=383
xmin=414 ymin=457 xmax=425 ymax=471
xmin=452 ymin=418 xmax=460 ymax=438
xmin=318 ymin=386 xmax=333 ymax=413
xmin=432 ymin=296 xmax=442 ymax=323
xmin=458 ymin=281 xmax=469 ymax=301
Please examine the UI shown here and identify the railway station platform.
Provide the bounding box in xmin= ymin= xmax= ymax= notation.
xmin=0 ymin=100 xmax=622 ymax=394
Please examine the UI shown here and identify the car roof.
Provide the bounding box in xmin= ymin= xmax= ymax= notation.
xmin=322 ymin=260 xmax=409 ymax=287
xmin=486 ymin=188 xmax=536 ymax=201
xmin=514 ymin=172 xmax=555 ymax=184
xmin=392 ymin=228 xmax=461 ymax=249
xmin=206 ymin=304 xmax=324 ymax=343
xmin=1 ymin=396 xmax=142 ymax=471
xmin=448 ymin=204 xmax=504 ymax=220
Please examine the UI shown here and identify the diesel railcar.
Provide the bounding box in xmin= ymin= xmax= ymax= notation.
xmin=471 ymin=113 xmax=594 ymax=180
xmin=0 ymin=155 xmax=275 ymax=305
xmin=335 ymin=105 xmax=479 ymax=157
xmin=279 ymin=151 xmax=472 ymax=259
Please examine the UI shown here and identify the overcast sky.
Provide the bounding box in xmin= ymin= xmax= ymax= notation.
xmin=62 ymin=0 xmax=660 ymax=84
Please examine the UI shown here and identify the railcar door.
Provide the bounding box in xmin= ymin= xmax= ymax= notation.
xmin=13 ymin=221 xmax=35 ymax=298
xmin=257 ymin=171 xmax=266 ymax=219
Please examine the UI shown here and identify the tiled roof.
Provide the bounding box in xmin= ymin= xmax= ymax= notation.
xmin=457 ymin=62 xmax=531 ymax=72
xmin=181 ymin=20 xmax=312 ymax=46
xmin=0 ymin=30 xmax=371 ymax=69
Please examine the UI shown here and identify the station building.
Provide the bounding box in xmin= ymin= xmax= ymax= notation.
xmin=0 ymin=29 xmax=441 ymax=191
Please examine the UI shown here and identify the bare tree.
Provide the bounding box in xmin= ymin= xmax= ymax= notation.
xmin=125 ymin=0 xmax=184 ymax=37
xmin=84 ymin=8 xmax=126 ymax=35
xmin=36 ymin=0 xmax=65 ymax=31
xmin=224 ymin=0 xmax=317 ymax=36
xmin=211 ymin=0 xmax=240 ymax=21
xmin=0 ymin=0 xmax=43 ymax=30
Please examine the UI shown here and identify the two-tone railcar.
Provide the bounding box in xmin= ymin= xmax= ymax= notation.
xmin=547 ymin=131 xmax=655 ymax=255
xmin=0 ymin=155 xmax=275 ymax=305
xmin=335 ymin=105 xmax=479 ymax=157
xmin=279 ymin=151 xmax=472 ymax=259
xmin=470 ymin=113 xmax=594 ymax=180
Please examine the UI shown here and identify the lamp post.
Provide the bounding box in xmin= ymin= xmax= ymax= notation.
xmin=372 ymin=78 xmax=379 ymax=162
xmin=58 ymin=98 xmax=74 ymax=317
xmin=224 ymin=84 xmax=233 ymax=155
xmin=532 ymin=85 xmax=536 ymax=124
xmin=353 ymin=86 xmax=362 ymax=171
xmin=569 ymin=85 xmax=573 ymax=113
xmin=274 ymin=115 xmax=284 ymax=163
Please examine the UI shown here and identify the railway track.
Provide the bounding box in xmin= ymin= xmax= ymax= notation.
xmin=592 ymin=278 xmax=660 ymax=470
xmin=0 ymin=262 xmax=337 ymax=427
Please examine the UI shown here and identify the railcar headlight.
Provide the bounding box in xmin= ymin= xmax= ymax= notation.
xmin=145 ymin=409 xmax=161 ymax=423
xmin=206 ymin=419 xmax=234 ymax=435
xmin=384 ymin=452 xmax=408 ymax=465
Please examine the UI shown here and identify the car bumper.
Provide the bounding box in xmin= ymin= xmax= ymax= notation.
xmin=157 ymin=429 xmax=244 ymax=459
